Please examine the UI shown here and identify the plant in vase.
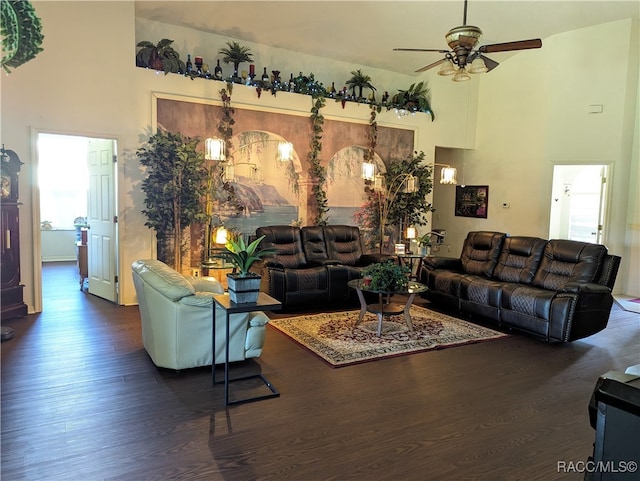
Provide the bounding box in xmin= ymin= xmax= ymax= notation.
xmin=218 ymin=41 xmax=253 ymax=82
xmin=223 ymin=235 xmax=275 ymax=303
xmin=345 ymin=69 xmax=376 ymax=101
xmin=417 ymin=233 xmax=432 ymax=256
xmin=136 ymin=38 xmax=185 ymax=75
xmin=361 ymin=260 xmax=410 ymax=292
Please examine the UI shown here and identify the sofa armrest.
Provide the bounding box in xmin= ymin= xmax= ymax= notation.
xmin=558 ymin=282 xmax=611 ymax=295
xmin=188 ymin=277 xmax=225 ymax=294
xmin=263 ymin=259 xmax=286 ymax=270
xmin=179 ymin=292 xmax=215 ymax=308
xmin=422 ymin=256 xmax=462 ymax=271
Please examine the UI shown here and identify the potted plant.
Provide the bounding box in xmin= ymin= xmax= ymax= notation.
xmin=137 ymin=130 xmax=208 ymax=271
xmin=391 ymin=81 xmax=435 ymax=121
xmin=345 ymin=69 xmax=376 ymax=100
xmin=218 ymin=41 xmax=253 ymax=82
xmin=417 ymin=233 xmax=432 ymax=256
xmin=136 ymin=38 xmax=185 ymax=75
xmin=223 ymin=234 xmax=275 ymax=303
xmin=361 ymin=260 xmax=409 ymax=292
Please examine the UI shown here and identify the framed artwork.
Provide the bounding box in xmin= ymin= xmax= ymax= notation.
xmin=455 ymin=185 xmax=489 ymax=218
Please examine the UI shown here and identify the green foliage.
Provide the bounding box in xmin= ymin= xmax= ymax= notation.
xmin=391 ymin=81 xmax=435 ymax=121
xmin=218 ymin=41 xmax=253 ymax=74
xmin=137 ymin=130 xmax=208 ymax=263
xmin=346 ymin=69 xmax=376 ymax=99
xmin=1 ymin=0 xmax=44 ymax=73
xmin=136 ymin=38 xmax=185 ymax=75
xmin=308 ymin=94 xmax=330 ymax=225
xmin=385 ymin=151 xmax=435 ymax=228
xmin=223 ymin=235 xmax=275 ymax=276
xmin=362 ymin=260 xmax=410 ymax=292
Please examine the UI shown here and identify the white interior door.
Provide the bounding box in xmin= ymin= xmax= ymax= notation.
xmin=87 ymin=139 xmax=118 ymax=302
xmin=549 ymin=164 xmax=608 ymax=243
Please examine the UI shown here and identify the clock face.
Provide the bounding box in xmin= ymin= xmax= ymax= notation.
xmin=1 ymin=166 xmax=10 ymax=199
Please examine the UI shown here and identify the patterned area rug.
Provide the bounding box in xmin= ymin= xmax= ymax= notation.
xmin=269 ymin=305 xmax=509 ymax=367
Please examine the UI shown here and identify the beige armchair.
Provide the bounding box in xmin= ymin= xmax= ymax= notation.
xmin=131 ymin=259 xmax=270 ymax=370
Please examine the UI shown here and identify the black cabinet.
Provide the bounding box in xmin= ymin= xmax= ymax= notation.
xmin=1 ymin=147 xmax=27 ymax=319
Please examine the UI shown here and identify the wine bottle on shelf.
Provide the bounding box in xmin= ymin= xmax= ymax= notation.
xmin=214 ymin=59 xmax=223 ymax=80
xmin=289 ymin=73 xmax=295 ymax=91
xmin=186 ymin=54 xmax=193 ymax=74
xmin=261 ymin=67 xmax=269 ymax=82
xmin=330 ymin=82 xmax=337 ymax=97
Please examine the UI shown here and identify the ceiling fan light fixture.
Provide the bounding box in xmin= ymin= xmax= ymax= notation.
xmin=453 ymin=67 xmax=471 ymax=82
xmin=468 ymin=57 xmax=488 ymax=74
xmin=437 ymin=60 xmax=457 ymax=76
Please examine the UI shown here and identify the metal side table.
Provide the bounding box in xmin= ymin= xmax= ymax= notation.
xmin=212 ymin=292 xmax=282 ymax=406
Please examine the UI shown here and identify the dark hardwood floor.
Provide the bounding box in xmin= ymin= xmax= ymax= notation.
xmin=2 ymin=262 xmax=639 ymax=481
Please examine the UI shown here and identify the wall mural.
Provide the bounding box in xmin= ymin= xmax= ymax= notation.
xmin=156 ymin=97 xmax=414 ymax=238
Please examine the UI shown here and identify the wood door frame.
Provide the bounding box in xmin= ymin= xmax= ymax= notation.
xmin=31 ymin=128 xmax=120 ymax=312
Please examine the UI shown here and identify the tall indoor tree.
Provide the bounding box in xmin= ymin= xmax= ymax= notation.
xmin=137 ymin=130 xmax=208 ymax=271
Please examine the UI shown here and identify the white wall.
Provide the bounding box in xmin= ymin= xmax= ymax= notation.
xmin=41 ymin=230 xmax=76 ymax=261
xmin=4 ymin=3 xmax=636 ymax=311
xmin=3 ymin=2 xmax=465 ymax=310
xmin=431 ymin=19 xmax=639 ymax=295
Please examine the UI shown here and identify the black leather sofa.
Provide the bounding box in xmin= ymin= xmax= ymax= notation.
xmin=253 ymin=225 xmax=391 ymax=310
xmin=419 ymin=231 xmax=621 ymax=342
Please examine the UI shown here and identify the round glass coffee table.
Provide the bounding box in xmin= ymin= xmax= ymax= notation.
xmin=347 ymin=278 xmax=428 ymax=336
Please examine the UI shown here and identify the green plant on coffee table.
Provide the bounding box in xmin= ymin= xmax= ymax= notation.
xmin=223 ymin=234 xmax=275 ymax=276
xmin=361 ymin=260 xmax=410 ymax=292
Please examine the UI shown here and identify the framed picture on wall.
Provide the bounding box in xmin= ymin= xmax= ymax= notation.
xmin=455 ymin=185 xmax=489 ymax=219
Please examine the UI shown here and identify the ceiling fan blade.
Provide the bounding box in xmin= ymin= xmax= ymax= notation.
xmin=479 ymin=38 xmax=542 ymax=53
xmin=479 ymin=55 xmax=499 ymax=72
xmin=415 ymin=58 xmax=446 ymax=73
xmin=394 ymin=48 xmax=450 ymax=53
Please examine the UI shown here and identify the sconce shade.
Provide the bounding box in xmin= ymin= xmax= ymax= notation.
xmin=277 ymin=141 xmax=293 ymax=162
xmin=403 ymin=175 xmax=418 ymax=193
xmin=205 ymin=138 xmax=225 ymax=161
xmin=215 ymin=226 xmax=228 ymax=245
xmin=468 ymin=57 xmax=488 ymax=74
xmin=361 ymin=160 xmax=376 ymax=181
xmin=440 ymin=167 xmax=457 ymax=184
xmin=406 ymin=226 xmax=416 ymax=239
xmin=373 ymin=173 xmax=385 ymax=191
xmin=437 ymin=60 xmax=457 ymax=76
xmin=453 ymin=68 xmax=471 ymax=82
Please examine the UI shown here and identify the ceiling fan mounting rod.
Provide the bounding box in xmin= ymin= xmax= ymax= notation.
xmin=463 ymin=0 xmax=468 ymax=25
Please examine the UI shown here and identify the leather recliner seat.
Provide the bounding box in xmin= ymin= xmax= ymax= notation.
xmin=419 ymin=231 xmax=621 ymax=342
xmin=254 ymin=225 xmax=391 ymax=310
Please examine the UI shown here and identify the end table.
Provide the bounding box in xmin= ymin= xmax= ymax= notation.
xmin=212 ymin=292 xmax=282 ymax=406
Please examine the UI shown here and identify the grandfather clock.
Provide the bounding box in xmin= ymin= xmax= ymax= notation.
xmin=1 ymin=146 xmax=28 ymax=319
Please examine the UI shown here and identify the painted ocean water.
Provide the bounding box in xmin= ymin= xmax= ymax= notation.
xmin=225 ymin=205 xmax=359 ymax=236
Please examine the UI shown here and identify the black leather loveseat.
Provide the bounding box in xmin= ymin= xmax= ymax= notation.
xmin=419 ymin=231 xmax=621 ymax=342
xmin=253 ymin=225 xmax=390 ymax=310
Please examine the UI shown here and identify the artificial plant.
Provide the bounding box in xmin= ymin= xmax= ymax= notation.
xmin=308 ymin=93 xmax=329 ymax=225
xmin=218 ymin=41 xmax=253 ymax=80
xmin=137 ymin=130 xmax=208 ymax=271
xmin=345 ymin=69 xmax=376 ymax=100
xmin=391 ymin=81 xmax=435 ymax=121
xmin=136 ymin=39 xmax=185 ymax=74
xmin=1 ymin=0 xmax=44 ymax=73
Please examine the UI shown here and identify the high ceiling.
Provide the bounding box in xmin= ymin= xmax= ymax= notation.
xmin=135 ymin=1 xmax=640 ymax=74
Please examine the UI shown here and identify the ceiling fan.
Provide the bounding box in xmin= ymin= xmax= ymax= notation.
xmin=394 ymin=0 xmax=542 ymax=81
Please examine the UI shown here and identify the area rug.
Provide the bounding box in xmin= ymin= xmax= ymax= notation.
xmin=269 ymin=305 xmax=508 ymax=367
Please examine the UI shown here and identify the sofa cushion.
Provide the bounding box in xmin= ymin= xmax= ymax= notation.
xmin=460 ymin=231 xmax=507 ymax=276
xmin=532 ymin=240 xmax=606 ymax=290
xmin=493 ymin=236 xmax=547 ymax=284
xmin=301 ymin=226 xmax=330 ymax=264
xmin=132 ymin=259 xmax=194 ymax=301
xmin=324 ymin=225 xmax=364 ymax=266
xmin=257 ymin=225 xmax=308 ymax=268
